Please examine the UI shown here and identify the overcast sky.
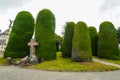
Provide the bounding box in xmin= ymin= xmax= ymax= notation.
xmin=0 ymin=0 xmax=120 ymax=35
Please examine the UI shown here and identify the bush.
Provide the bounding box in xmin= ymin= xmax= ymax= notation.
xmin=72 ymin=21 xmax=92 ymax=62
xmin=62 ymin=22 xmax=75 ymax=58
xmin=4 ymin=11 xmax=34 ymax=58
xmin=97 ymin=21 xmax=119 ymax=59
xmin=88 ymin=26 xmax=98 ymax=56
xmin=35 ymin=9 xmax=56 ymax=60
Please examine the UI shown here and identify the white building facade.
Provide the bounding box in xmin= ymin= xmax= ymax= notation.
xmin=0 ymin=28 xmax=10 ymax=57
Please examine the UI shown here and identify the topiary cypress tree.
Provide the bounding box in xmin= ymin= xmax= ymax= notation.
xmin=117 ymin=27 xmax=120 ymax=44
xmin=4 ymin=11 xmax=34 ymax=58
xmin=72 ymin=21 xmax=92 ymax=62
xmin=55 ymin=34 xmax=62 ymax=52
xmin=88 ymin=26 xmax=98 ymax=56
xmin=62 ymin=22 xmax=75 ymax=58
xmin=35 ymin=9 xmax=56 ymax=60
xmin=98 ymin=21 xmax=119 ymax=59
xmin=55 ymin=34 xmax=60 ymax=52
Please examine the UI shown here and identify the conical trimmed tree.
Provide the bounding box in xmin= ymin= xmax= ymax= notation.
xmin=72 ymin=21 xmax=92 ymax=62
xmin=88 ymin=26 xmax=98 ymax=56
xmin=35 ymin=9 xmax=56 ymax=60
xmin=4 ymin=11 xmax=34 ymax=58
xmin=98 ymin=21 xmax=119 ymax=59
xmin=62 ymin=22 xmax=75 ymax=58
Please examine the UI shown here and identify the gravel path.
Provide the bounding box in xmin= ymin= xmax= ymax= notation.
xmin=0 ymin=66 xmax=120 ymax=80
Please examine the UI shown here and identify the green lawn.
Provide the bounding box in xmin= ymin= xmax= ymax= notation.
xmin=28 ymin=52 xmax=119 ymax=72
xmin=0 ymin=58 xmax=6 ymax=65
xmin=0 ymin=57 xmax=21 ymax=65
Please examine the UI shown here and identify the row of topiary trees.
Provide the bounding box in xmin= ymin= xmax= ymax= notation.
xmin=62 ymin=21 xmax=119 ymax=62
xmin=4 ymin=8 xmax=119 ymax=62
xmin=4 ymin=9 xmax=56 ymax=60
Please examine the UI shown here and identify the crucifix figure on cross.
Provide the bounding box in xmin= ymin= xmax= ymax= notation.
xmin=9 ymin=19 xmax=13 ymax=28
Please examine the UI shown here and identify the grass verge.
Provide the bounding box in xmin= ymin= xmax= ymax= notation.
xmin=0 ymin=58 xmax=6 ymax=65
xmin=0 ymin=57 xmax=21 ymax=65
xmin=27 ymin=52 xmax=119 ymax=72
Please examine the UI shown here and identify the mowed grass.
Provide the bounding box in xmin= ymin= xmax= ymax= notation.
xmin=28 ymin=52 xmax=119 ymax=72
xmin=0 ymin=58 xmax=6 ymax=65
xmin=0 ymin=57 xmax=21 ymax=65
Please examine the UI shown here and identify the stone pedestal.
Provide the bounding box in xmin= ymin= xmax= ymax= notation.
xmin=29 ymin=55 xmax=38 ymax=63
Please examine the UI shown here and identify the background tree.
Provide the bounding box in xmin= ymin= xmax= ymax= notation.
xmin=97 ymin=21 xmax=119 ymax=59
xmin=88 ymin=26 xmax=98 ymax=56
xmin=35 ymin=9 xmax=56 ymax=60
xmin=55 ymin=34 xmax=62 ymax=52
xmin=62 ymin=22 xmax=75 ymax=58
xmin=72 ymin=21 xmax=92 ymax=62
xmin=117 ymin=27 xmax=120 ymax=44
xmin=4 ymin=11 xmax=34 ymax=58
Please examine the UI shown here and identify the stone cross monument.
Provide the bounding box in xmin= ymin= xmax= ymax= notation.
xmin=28 ymin=39 xmax=38 ymax=56
xmin=27 ymin=38 xmax=38 ymax=63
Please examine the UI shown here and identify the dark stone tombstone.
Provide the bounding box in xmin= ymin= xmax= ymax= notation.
xmin=6 ymin=57 xmax=12 ymax=65
xmin=20 ymin=60 xmax=28 ymax=67
xmin=20 ymin=56 xmax=29 ymax=67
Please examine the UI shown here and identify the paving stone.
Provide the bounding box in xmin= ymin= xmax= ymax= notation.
xmin=0 ymin=66 xmax=120 ymax=80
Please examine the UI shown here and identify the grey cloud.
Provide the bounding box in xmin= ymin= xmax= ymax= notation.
xmin=99 ymin=0 xmax=120 ymax=13
xmin=0 ymin=0 xmax=31 ymax=13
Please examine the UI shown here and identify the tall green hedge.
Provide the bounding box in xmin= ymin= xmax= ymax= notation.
xmin=88 ymin=26 xmax=98 ymax=56
xmin=62 ymin=22 xmax=75 ymax=58
xmin=35 ymin=9 xmax=56 ymax=60
xmin=98 ymin=21 xmax=119 ymax=59
xmin=117 ymin=27 xmax=120 ymax=44
xmin=4 ymin=11 xmax=34 ymax=58
xmin=72 ymin=21 xmax=92 ymax=62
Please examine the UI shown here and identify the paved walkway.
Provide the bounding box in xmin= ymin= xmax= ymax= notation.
xmin=93 ymin=58 xmax=120 ymax=68
xmin=1 ymin=54 xmax=120 ymax=79
xmin=0 ymin=65 xmax=120 ymax=80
